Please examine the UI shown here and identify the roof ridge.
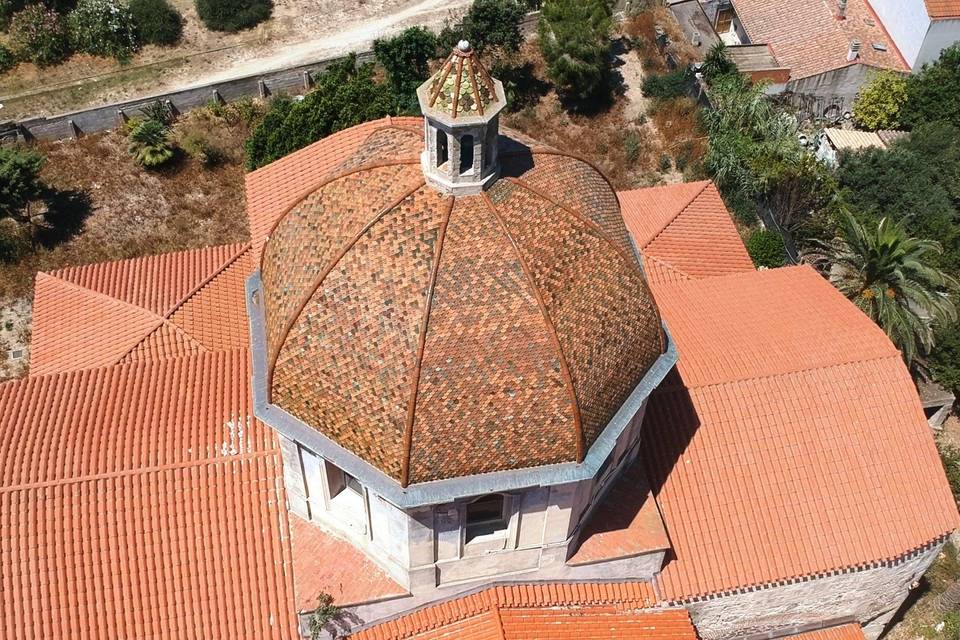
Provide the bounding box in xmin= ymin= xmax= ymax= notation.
xmin=162 ymin=243 xmax=251 ymax=318
xmin=483 ymin=191 xmax=585 ymax=462
xmin=39 ymin=271 xmax=167 ymax=325
xmin=267 ymin=179 xmax=427 ymax=393
xmin=641 ymin=181 xmax=712 ymax=249
xmin=400 ymin=196 xmax=455 ymax=487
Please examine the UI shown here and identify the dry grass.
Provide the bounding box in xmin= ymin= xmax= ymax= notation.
xmin=0 ymin=104 xmax=256 ymax=302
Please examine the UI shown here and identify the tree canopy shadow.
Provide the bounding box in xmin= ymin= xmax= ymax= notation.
xmin=34 ymin=188 xmax=93 ymax=249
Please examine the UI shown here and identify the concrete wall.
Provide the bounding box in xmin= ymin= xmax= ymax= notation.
xmin=787 ymin=64 xmax=873 ymax=113
xmin=869 ymin=0 xmax=931 ymax=68
xmin=917 ymin=19 xmax=960 ymax=68
xmin=686 ymin=541 xmax=945 ymax=640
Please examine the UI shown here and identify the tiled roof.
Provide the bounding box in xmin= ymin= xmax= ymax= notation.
xmin=0 ymin=350 xmax=298 ymax=640
xmin=619 ymin=181 xmax=755 ymax=285
xmin=641 ymin=266 xmax=960 ymax=601
xmin=926 ymin=0 xmax=960 ymax=18
xmin=424 ymin=44 xmax=499 ymax=118
xmin=30 ymin=243 xmax=252 ymax=375
xmin=349 ymin=582 xmax=674 ymax=640
xmin=823 ymin=128 xmax=887 ymax=152
xmin=784 ymin=625 xmax=867 ymax=640
xmin=258 ymin=127 xmax=664 ymax=486
xmin=730 ymin=0 xmax=908 ymax=79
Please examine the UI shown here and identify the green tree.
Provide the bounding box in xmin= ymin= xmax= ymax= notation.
xmin=373 ymin=26 xmax=437 ymax=113
xmin=745 ymin=228 xmax=786 ymax=268
xmin=902 ymin=43 xmax=960 ymax=129
xmin=128 ymin=119 xmax=175 ymax=168
xmin=245 ymin=56 xmax=395 ymax=169
xmin=930 ymin=322 xmax=960 ymax=395
xmin=438 ymin=0 xmax=525 ymax=54
xmin=9 ymin=4 xmax=71 ymax=66
xmin=802 ymin=210 xmax=960 ymax=366
xmin=129 ymin=0 xmax=183 ymax=45
xmin=852 ymin=70 xmax=908 ymax=131
xmin=538 ymin=0 xmax=613 ymax=105
xmin=0 ymin=147 xmax=45 ymax=222
xmin=69 ymin=0 xmax=140 ymax=61
xmin=700 ymin=40 xmax=736 ymax=82
xmin=897 ymin=121 xmax=960 ymax=206
xmin=195 ymin=0 xmax=271 ymax=32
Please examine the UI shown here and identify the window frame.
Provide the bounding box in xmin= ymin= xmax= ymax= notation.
xmin=463 ymin=494 xmax=509 ymax=544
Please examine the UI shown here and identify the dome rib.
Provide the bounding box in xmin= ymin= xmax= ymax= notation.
xmin=400 ymin=197 xmax=455 ymax=487
xmin=266 ymin=178 xmax=428 ymax=394
xmin=481 ymin=191 xmax=586 ymax=463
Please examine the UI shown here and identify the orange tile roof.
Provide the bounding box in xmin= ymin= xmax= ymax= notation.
xmin=30 ymin=243 xmax=252 ymax=375
xmin=245 ymin=116 xmax=423 ymax=254
xmin=642 ymin=266 xmax=960 ymax=601
xmin=349 ymin=582 xmax=673 ymax=640
xmin=568 ymin=460 xmax=670 ymax=565
xmin=0 ymin=350 xmax=298 ymax=640
xmin=730 ymin=0 xmax=908 ymax=78
xmin=785 ymin=625 xmax=867 ymax=640
xmin=619 ymin=181 xmax=755 ymax=285
xmin=925 ymin=0 xmax=960 ymax=18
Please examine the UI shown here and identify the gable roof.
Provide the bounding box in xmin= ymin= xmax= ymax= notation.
xmin=926 ymin=0 xmax=960 ymax=18
xmin=785 ymin=625 xmax=867 ymax=640
xmin=349 ymin=582 xmax=676 ymax=640
xmin=30 ymin=243 xmax=253 ymax=375
xmin=619 ymin=181 xmax=755 ymax=285
xmin=642 ymin=266 xmax=960 ymax=601
xmin=730 ymin=0 xmax=908 ymax=79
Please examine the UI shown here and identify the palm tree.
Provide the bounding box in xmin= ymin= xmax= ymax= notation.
xmin=129 ymin=120 xmax=175 ymax=168
xmin=802 ymin=210 xmax=960 ymax=366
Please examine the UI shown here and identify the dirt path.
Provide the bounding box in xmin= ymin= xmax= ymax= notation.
xmin=1 ymin=0 xmax=471 ymax=119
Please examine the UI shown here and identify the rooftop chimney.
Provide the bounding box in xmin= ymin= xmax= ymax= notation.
xmin=837 ymin=0 xmax=847 ymax=19
xmin=847 ymin=39 xmax=861 ymax=61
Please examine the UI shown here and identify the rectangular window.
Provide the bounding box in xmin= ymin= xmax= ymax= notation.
xmin=465 ymin=494 xmax=508 ymax=543
xmin=715 ymin=8 xmax=734 ymax=33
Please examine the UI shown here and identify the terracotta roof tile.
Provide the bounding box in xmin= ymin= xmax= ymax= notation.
xmin=30 ymin=244 xmax=252 ymax=374
xmin=349 ymin=582 xmax=670 ymax=640
xmin=642 ymin=266 xmax=960 ymax=601
xmin=730 ymin=0 xmax=908 ymax=78
xmin=784 ymin=625 xmax=867 ymax=640
xmin=619 ymin=182 xmax=754 ymax=285
xmin=925 ymin=0 xmax=960 ymax=18
xmin=0 ymin=350 xmax=298 ymax=640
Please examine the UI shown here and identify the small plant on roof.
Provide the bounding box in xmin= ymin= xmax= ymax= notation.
xmin=306 ymin=592 xmax=341 ymax=640
xmin=128 ymin=119 xmax=175 ymax=168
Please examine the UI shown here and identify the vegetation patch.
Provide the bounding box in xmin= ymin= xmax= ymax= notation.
xmin=194 ymin=0 xmax=272 ymax=32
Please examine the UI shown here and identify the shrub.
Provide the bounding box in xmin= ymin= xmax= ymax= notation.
xmin=9 ymin=5 xmax=71 ymax=66
xmin=623 ymin=131 xmax=642 ymax=163
xmin=181 ymin=131 xmax=224 ymax=167
xmin=139 ymin=99 xmax=174 ymax=124
xmin=852 ymin=70 xmax=907 ymax=131
xmin=195 ymin=0 xmax=271 ymax=32
xmin=745 ymin=228 xmax=786 ymax=268
xmin=641 ymin=69 xmax=690 ymax=101
xmin=658 ymin=153 xmax=671 ymax=172
xmin=69 ymin=0 xmax=140 ymax=61
xmin=129 ymin=0 xmax=182 ymax=45
xmin=373 ymin=26 xmax=437 ymax=113
xmin=437 ymin=0 xmax=525 ymax=54
xmin=539 ymin=0 xmax=613 ymax=106
xmin=128 ymin=119 xmax=175 ymax=167
xmin=245 ymin=56 xmax=395 ymax=169
xmin=0 ymin=44 xmax=15 ymax=74
xmin=0 ymin=147 xmax=46 ymax=222
xmin=306 ymin=593 xmax=341 ymax=640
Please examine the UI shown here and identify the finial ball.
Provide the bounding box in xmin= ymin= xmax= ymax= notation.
xmin=457 ymin=40 xmax=471 ymax=52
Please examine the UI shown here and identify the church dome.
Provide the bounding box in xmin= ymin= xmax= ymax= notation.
xmin=258 ymin=123 xmax=664 ymax=487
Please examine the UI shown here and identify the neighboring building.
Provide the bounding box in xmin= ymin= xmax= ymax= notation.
xmin=1 ymin=45 xmax=957 ymax=640
xmin=870 ymin=0 xmax=960 ymax=69
xmin=697 ymin=0 xmax=908 ymax=109
xmin=814 ymin=127 xmax=907 ymax=166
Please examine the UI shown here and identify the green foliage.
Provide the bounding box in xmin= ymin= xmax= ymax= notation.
xmin=181 ymin=131 xmax=223 ymax=167
xmin=373 ymin=26 xmax=437 ymax=113
xmin=802 ymin=210 xmax=960 ymax=365
xmin=9 ymin=4 xmax=71 ymax=66
xmin=623 ymin=131 xmax=642 ymax=163
xmin=195 ymin=0 xmax=271 ymax=32
xmin=245 ymin=56 xmax=395 ymax=169
xmin=129 ymin=0 xmax=182 ymax=45
xmin=852 ymin=70 xmax=908 ymax=131
xmin=700 ymin=40 xmax=736 ymax=81
xmin=139 ymin=99 xmax=174 ymax=125
xmin=898 ymin=121 xmax=960 ymax=206
xmin=438 ymin=0 xmax=525 ymax=54
xmin=128 ymin=119 xmax=175 ymax=168
xmin=745 ymin=228 xmax=786 ymax=268
xmin=491 ymin=57 xmax=549 ymax=111
xmin=306 ymin=593 xmax=341 ymax=640
xmin=0 ymin=147 xmax=45 ymax=221
xmin=940 ymin=444 xmax=960 ymax=504
xmin=69 ymin=0 xmax=140 ymax=60
xmin=538 ymin=0 xmax=613 ymax=105
xmin=902 ymin=43 xmax=960 ymax=130
xmin=641 ymin=69 xmax=689 ymax=101
xmin=657 ymin=153 xmax=671 ymax=172
xmin=0 ymin=44 xmax=15 ymax=73
xmin=930 ymin=323 xmax=960 ymax=397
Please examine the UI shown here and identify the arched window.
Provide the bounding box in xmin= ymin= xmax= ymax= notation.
xmin=465 ymin=494 xmax=507 ymax=542
xmin=459 ymin=134 xmax=475 ymax=174
xmin=437 ymin=130 xmax=449 ymax=168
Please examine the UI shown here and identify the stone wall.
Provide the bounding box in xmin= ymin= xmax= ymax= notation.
xmin=686 ymin=541 xmax=945 ymax=640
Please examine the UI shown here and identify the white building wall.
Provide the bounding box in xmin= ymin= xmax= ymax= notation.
xmin=869 ymin=0 xmax=931 ymax=68
xmin=686 ymin=542 xmax=945 ymax=640
xmin=916 ymin=19 xmax=960 ymax=67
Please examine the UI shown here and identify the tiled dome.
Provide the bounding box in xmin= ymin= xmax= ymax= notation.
xmin=259 ymin=124 xmax=664 ymax=486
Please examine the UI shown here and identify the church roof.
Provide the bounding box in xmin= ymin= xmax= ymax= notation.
xmin=254 ymin=122 xmax=665 ymax=486
xmin=423 ymin=41 xmax=500 ymax=118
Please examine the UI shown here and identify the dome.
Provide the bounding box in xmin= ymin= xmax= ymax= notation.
xmin=258 ymin=124 xmax=664 ymax=487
